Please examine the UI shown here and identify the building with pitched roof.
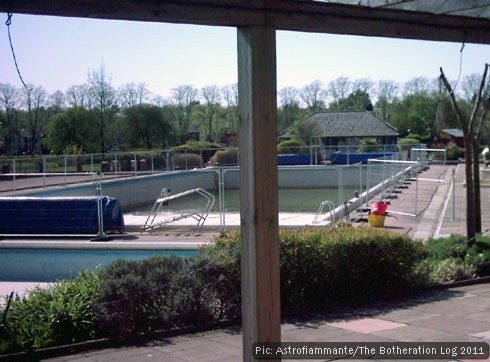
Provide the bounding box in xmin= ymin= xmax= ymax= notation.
xmin=307 ymin=111 xmax=399 ymax=150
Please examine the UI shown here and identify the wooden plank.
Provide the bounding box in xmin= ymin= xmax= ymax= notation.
xmin=2 ymin=0 xmax=490 ymax=44
xmin=238 ymin=26 xmax=281 ymax=361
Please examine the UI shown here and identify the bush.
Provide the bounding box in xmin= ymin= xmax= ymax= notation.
xmin=172 ymin=141 xmax=223 ymax=163
xmin=210 ymin=148 xmax=238 ymax=166
xmin=445 ymin=141 xmax=464 ymax=161
xmin=95 ymin=254 xmax=226 ymax=336
xmin=200 ymin=227 xmax=428 ymax=311
xmin=397 ymin=138 xmax=421 ymax=152
xmin=358 ymin=138 xmax=380 ymax=153
xmin=174 ymin=153 xmax=203 ymax=169
xmin=277 ymin=139 xmax=304 ymax=154
xmin=1 ymin=271 xmax=101 ymax=353
xmin=425 ymin=235 xmax=490 ymax=278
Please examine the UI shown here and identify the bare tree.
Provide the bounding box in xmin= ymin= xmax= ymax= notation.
xmin=201 ymin=85 xmax=221 ymax=141
xmin=50 ymin=90 xmax=66 ymax=113
xmin=376 ymin=80 xmax=399 ymax=102
xmin=327 ymin=77 xmax=351 ymax=104
xmin=353 ymin=78 xmax=375 ymax=94
xmin=300 ymin=80 xmax=327 ymax=112
xmin=440 ymin=64 xmax=490 ymax=244
xmin=23 ymin=85 xmax=48 ymax=153
xmin=171 ymin=84 xmax=198 ymax=144
xmin=119 ymin=82 xmax=150 ymax=108
xmin=222 ymin=83 xmax=239 ymax=135
xmin=88 ymin=63 xmax=117 ymax=155
xmin=461 ymin=73 xmax=482 ymax=104
xmin=0 ymin=83 xmax=20 ymax=154
xmin=66 ymin=84 xmax=91 ymax=109
xmin=404 ymin=76 xmax=431 ymax=95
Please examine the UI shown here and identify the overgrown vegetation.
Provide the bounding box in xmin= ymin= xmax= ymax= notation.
xmin=1 ymin=228 xmax=490 ymax=355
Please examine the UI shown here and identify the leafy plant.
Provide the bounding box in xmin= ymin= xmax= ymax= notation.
xmin=1 ymin=270 xmax=101 ymax=352
xmin=210 ymin=148 xmax=238 ymax=166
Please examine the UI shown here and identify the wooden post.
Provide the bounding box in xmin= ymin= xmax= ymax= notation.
xmin=237 ymin=26 xmax=281 ymax=361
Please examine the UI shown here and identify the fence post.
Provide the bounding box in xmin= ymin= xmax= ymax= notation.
xmin=452 ymin=168 xmax=456 ymax=221
xmin=64 ymin=155 xmax=67 ymax=186
xmin=91 ymin=171 xmax=111 ymax=242
xmin=42 ymin=156 xmax=46 ymax=188
xmin=13 ymin=158 xmax=16 ymax=193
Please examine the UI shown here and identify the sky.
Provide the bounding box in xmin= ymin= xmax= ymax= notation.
xmin=1 ymin=13 xmax=490 ymax=100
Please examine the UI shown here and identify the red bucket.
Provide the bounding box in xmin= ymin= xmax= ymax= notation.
xmin=370 ymin=201 xmax=388 ymax=215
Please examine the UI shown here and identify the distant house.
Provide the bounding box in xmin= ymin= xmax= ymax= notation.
xmin=307 ymin=111 xmax=399 ymax=150
xmin=438 ymin=128 xmax=464 ymax=148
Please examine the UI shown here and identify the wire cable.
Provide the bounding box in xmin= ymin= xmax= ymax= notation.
xmin=5 ymin=12 xmax=31 ymax=91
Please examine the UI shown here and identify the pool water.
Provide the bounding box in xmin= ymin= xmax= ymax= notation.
xmin=135 ymin=187 xmax=358 ymax=214
xmin=0 ymin=248 xmax=197 ymax=282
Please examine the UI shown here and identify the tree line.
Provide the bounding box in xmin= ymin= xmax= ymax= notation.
xmin=0 ymin=63 xmax=485 ymax=156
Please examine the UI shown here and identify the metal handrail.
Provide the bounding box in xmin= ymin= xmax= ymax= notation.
xmin=143 ymin=188 xmax=215 ymax=233
xmin=312 ymin=200 xmax=335 ymax=225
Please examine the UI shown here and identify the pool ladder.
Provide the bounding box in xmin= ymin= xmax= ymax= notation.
xmin=143 ymin=188 xmax=215 ymax=233
xmin=312 ymin=200 xmax=336 ymax=225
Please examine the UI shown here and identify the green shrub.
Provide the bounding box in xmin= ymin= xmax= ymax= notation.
xmin=95 ymin=255 xmax=185 ymax=335
xmin=277 ymin=139 xmax=304 ymax=154
xmin=172 ymin=141 xmax=223 ymax=163
xmin=200 ymin=227 xmax=428 ymax=311
xmin=445 ymin=141 xmax=464 ymax=161
xmin=1 ymin=270 xmax=101 ymax=353
xmin=397 ymin=138 xmax=421 ymax=152
xmin=210 ymin=148 xmax=238 ymax=166
xmin=174 ymin=153 xmax=203 ymax=169
xmin=198 ymin=233 xmax=242 ymax=320
xmin=425 ymin=235 xmax=490 ymax=278
xmin=358 ymin=138 xmax=380 ymax=153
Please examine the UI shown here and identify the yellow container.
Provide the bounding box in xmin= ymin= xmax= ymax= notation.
xmin=368 ymin=214 xmax=386 ymax=227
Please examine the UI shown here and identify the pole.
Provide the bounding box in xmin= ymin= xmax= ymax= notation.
xmin=452 ymin=168 xmax=456 ymax=221
xmin=91 ymin=171 xmax=111 ymax=242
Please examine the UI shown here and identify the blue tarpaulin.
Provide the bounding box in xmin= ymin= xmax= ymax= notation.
xmin=0 ymin=196 xmax=124 ymax=235
xmin=330 ymin=152 xmax=394 ymax=165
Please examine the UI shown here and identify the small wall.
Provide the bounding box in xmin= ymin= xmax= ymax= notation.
xmin=18 ymin=166 xmax=367 ymax=210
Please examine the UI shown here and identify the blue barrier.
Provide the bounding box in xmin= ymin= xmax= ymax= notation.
xmin=0 ymin=196 xmax=124 ymax=235
xmin=278 ymin=154 xmax=310 ymax=165
xmin=330 ymin=152 xmax=394 ymax=165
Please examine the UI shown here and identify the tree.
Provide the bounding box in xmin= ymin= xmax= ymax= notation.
xmin=0 ymin=83 xmax=20 ymax=154
xmin=122 ymin=104 xmax=173 ymax=149
xmin=278 ymin=86 xmax=302 ymax=131
xmin=353 ymin=78 xmax=375 ymax=95
xmin=300 ymin=80 xmax=327 ymax=112
xmin=119 ymin=82 xmax=151 ymax=108
xmin=375 ymin=80 xmax=399 ymax=122
xmin=171 ymin=84 xmax=198 ymax=144
xmin=329 ymin=89 xmax=373 ymax=112
xmin=50 ymin=90 xmax=66 ymax=114
xmin=23 ymin=85 xmax=48 ymax=153
xmin=222 ymin=83 xmax=238 ymax=135
xmin=404 ymin=76 xmax=432 ymax=96
xmin=87 ymin=64 xmax=117 ymax=154
xmin=45 ymin=107 xmax=97 ymax=154
xmin=327 ymin=77 xmax=351 ymax=104
xmin=440 ymin=64 xmax=490 ymax=244
xmin=201 ymin=85 xmax=221 ymax=141
xmin=66 ymin=84 xmax=91 ymax=109
xmin=291 ymin=117 xmax=323 ymax=146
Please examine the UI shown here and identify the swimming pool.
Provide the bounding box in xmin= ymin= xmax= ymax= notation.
xmin=132 ymin=187 xmax=358 ymax=214
xmin=0 ymin=247 xmax=197 ymax=282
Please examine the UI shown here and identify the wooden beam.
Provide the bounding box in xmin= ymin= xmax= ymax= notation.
xmin=237 ymin=26 xmax=281 ymax=361
xmin=2 ymin=0 xmax=490 ymax=44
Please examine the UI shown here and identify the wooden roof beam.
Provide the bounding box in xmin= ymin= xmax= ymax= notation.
xmin=1 ymin=0 xmax=490 ymax=44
